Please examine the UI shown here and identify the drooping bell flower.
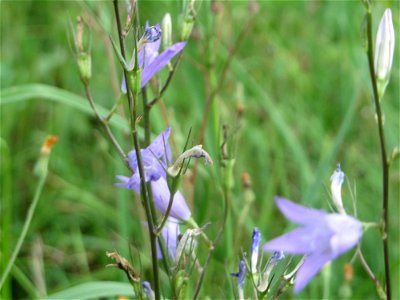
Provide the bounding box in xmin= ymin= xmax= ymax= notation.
xmin=116 ymin=127 xmax=191 ymax=221
xmin=263 ymin=197 xmax=362 ymax=293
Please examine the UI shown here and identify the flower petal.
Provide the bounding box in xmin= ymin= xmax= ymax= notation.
xmin=141 ymin=42 xmax=186 ymax=87
xmin=275 ymin=197 xmax=326 ymax=225
xmin=325 ymin=214 xmax=362 ymax=257
xmin=157 ymin=217 xmax=180 ymax=259
xmin=263 ymin=225 xmax=331 ymax=255
xmin=146 ymin=127 xmax=171 ymax=162
xmin=294 ymin=253 xmax=333 ymax=293
xmin=151 ymin=178 xmax=191 ymax=221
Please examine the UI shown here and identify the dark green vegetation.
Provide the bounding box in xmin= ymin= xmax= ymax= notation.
xmin=1 ymin=1 xmax=399 ymax=299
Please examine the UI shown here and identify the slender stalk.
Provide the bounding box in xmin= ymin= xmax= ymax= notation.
xmin=357 ymin=247 xmax=386 ymax=299
xmin=113 ymin=2 xmax=160 ymax=299
xmin=365 ymin=9 xmax=391 ymax=300
xmin=192 ymin=186 xmax=229 ymax=300
xmin=0 ymin=163 xmax=48 ymax=289
xmin=155 ymin=186 xmax=177 ymax=234
xmin=147 ymin=54 xmax=184 ymax=108
xmin=83 ymin=84 xmax=127 ymax=164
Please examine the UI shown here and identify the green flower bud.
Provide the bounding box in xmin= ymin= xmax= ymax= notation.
xmin=77 ymin=52 xmax=91 ymax=84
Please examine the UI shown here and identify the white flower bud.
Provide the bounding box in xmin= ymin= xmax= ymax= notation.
xmin=374 ymin=9 xmax=395 ymax=82
xmin=162 ymin=13 xmax=172 ymax=49
xmin=330 ymin=164 xmax=345 ymax=214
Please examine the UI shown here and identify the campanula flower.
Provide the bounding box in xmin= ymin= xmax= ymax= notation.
xmin=374 ymin=9 xmax=395 ymax=82
xmin=116 ymin=128 xmax=191 ymax=221
xmin=263 ymin=197 xmax=362 ymax=293
xmin=122 ymin=22 xmax=186 ymax=92
xmin=157 ymin=217 xmax=180 ymax=259
xmin=251 ymin=228 xmax=261 ymax=273
xmin=330 ymin=164 xmax=345 ymax=214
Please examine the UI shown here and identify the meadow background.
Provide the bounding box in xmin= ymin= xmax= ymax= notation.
xmin=1 ymin=1 xmax=399 ymax=299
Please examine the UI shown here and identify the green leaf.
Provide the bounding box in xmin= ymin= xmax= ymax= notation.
xmin=0 ymin=84 xmax=128 ymax=131
xmin=46 ymin=281 xmax=134 ymax=299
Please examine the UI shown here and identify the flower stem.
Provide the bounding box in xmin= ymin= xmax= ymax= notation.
xmin=365 ymin=7 xmax=391 ymax=300
xmin=113 ymin=2 xmax=160 ymax=299
xmin=357 ymin=247 xmax=386 ymax=299
xmin=0 ymin=154 xmax=49 ymax=290
xmin=83 ymin=84 xmax=127 ymax=164
xmin=192 ymin=182 xmax=229 ymax=300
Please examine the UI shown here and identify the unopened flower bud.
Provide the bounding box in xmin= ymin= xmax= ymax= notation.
xmin=77 ymin=52 xmax=91 ymax=84
xmin=251 ymin=228 xmax=261 ymax=273
xmin=330 ymin=163 xmax=345 ymax=214
xmin=75 ymin=17 xmax=91 ymax=83
xmin=142 ymin=281 xmax=155 ymax=300
xmin=344 ymin=263 xmax=353 ymax=283
xmin=162 ymin=13 xmax=172 ymax=49
xmin=34 ymin=135 xmax=58 ymax=177
xmin=374 ymin=9 xmax=395 ymax=84
xmin=231 ymin=259 xmax=247 ymax=291
xmin=181 ymin=15 xmax=194 ymax=41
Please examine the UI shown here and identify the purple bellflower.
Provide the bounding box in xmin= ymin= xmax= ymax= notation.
xmin=116 ymin=127 xmax=191 ymax=221
xmin=263 ymin=197 xmax=362 ymax=293
xmin=251 ymin=228 xmax=261 ymax=273
xmin=156 ymin=217 xmax=180 ymax=260
xmin=122 ymin=22 xmax=186 ymax=92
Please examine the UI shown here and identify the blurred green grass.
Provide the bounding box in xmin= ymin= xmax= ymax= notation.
xmin=1 ymin=1 xmax=399 ymax=299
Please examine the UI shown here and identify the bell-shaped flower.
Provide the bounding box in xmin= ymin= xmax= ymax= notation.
xmin=156 ymin=217 xmax=180 ymax=260
xmin=116 ymin=128 xmax=191 ymax=221
xmin=263 ymin=197 xmax=362 ymax=293
xmin=330 ymin=164 xmax=345 ymax=214
xmin=122 ymin=22 xmax=186 ymax=92
xmin=374 ymin=8 xmax=395 ymax=82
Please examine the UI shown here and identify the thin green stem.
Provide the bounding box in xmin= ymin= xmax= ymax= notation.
xmin=83 ymin=84 xmax=127 ymax=165
xmin=147 ymin=55 xmax=184 ymax=108
xmin=357 ymin=246 xmax=386 ymax=300
xmin=365 ymin=8 xmax=391 ymax=300
xmin=113 ymin=2 xmax=160 ymax=299
xmin=192 ymin=186 xmax=229 ymax=300
xmin=0 ymin=163 xmax=48 ymax=289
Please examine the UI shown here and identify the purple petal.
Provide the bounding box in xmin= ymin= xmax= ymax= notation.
xmin=138 ymin=39 xmax=161 ymax=68
xmin=151 ymin=178 xmax=191 ymax=221
xmin=325 ymin=214 xmax=362 ymax=257
xmin=157 ymin=217 xmax=180 ymax=259
xmin=146 ymin=127 xmax=171 ymax=163
xmin=275 ymin=197 xmax=326 ymax=225
xmin=141 ymin=42 xmax=187 ymax=87
xmin=263 ymin=225 xmax=332 ymax=255
xmin=115 ymin=174 xmax=140 ymax=191
xmin=294 ymin=253 xmax=333 ymax=293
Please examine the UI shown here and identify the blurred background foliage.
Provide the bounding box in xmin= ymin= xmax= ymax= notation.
xmin=1 ymin=0 xmax=399 ymax=299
